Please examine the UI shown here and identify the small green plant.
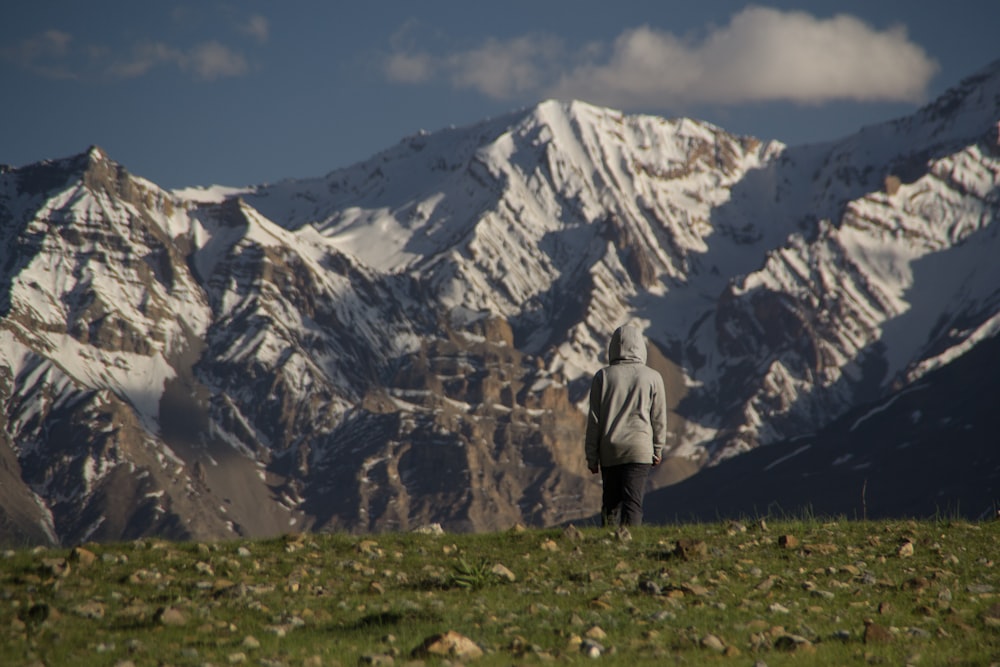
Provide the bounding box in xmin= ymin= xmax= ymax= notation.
xmin=447 ymin=556 xmax=496 ymax=590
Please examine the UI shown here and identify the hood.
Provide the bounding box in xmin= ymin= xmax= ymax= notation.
xmin=608 ymin=325 xmax=647 ymax=364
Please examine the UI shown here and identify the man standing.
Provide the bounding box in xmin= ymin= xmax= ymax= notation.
xmin=585 ymin=324 xmax=667 ymax=527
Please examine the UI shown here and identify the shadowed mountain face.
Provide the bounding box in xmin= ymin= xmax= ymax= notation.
xmin=646 ymin=331 xmax=1000 ymax=523
xmin=1 ymin=61 xmax=999 ymax=545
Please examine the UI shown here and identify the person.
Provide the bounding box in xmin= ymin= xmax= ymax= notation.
xmin=585 ymin=324 xmax=667 ymax=527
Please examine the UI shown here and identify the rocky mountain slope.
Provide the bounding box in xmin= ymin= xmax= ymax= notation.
xmin=1 ymin=60 xmax=998 ymax=545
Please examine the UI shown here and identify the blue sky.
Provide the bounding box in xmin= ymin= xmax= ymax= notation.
xmin=2 ymin=1 xmax=997 ymax=189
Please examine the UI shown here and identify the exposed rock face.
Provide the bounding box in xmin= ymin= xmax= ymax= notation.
xmin=2 ymin=61 xmax=1000 ymax=544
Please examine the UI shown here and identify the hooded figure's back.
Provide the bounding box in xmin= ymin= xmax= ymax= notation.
xmin=585 ymin=325 xmax=668 ymax=468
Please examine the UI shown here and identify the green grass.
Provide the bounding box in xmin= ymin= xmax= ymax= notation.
xmin=2 ymin=518 xmax=999 ymax=665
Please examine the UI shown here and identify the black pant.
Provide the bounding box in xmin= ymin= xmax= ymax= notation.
xmin=601 ymin=463 xmax=651 ymax=526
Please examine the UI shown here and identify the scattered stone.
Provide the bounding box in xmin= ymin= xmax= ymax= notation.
xmin=778 ymin=535 xmax=799 ymax=549
xmin=563 ymin=524 xmax=583 ymax=541
xmin=804 ymin=543 xmax=838 ymax=555
xmin=585 ymin=626 xmax=607 ymax=640
xmin=897 ymin=540 xmax=915 ymax=558
xmin=156 ymin=607 xmax=187 ymax=626
xmin=69 ymin=547 xmax=98 ymax=568
xmin=982 ymin=604 xmax=1000 ymax=627
xmin=242 ymin=635 xmax=260 ymax=650
xmin=774 ymin=634 xmax=815 ymax=653
xmin=412 ymin=631 xmax=483 ymax=660
xmin=580 ymin=639 xmax=604 ymax=658
xmin=864 ymin=619 xmax=893 ymax=644
xmin=41 ymin=557 xmax=70 ymax=578
xmin=491 ymin=563 xmax=516 ymax=582
xmin=727 ymin=521 xmax=747 ymax=535
xmin=756 ymin=575 xmax=778 ymax=592
xmin=540 ymin=539 xmax=559 ymax=552
xmin=358 ymin=540 xmax=384 ymax=558
xmin=360 ymin=655 xmax=395 ymax=666
xmin=673 ymin=538 xmax=707 ymax=560
xmin=681 ymin=583 xmax=710 ymax=597
xmin=638 ymin=580 xmax=662 ymax=595
xmin=237 ymin=546 xmax=252 ymax=558
xmin=700 ymin=634 xmax=725 ymax=652
xmin=768 ymin=603 xmax=790 ymax=614
xmin=73 ymin=600 xmax=106 ymax=620
xmin=412 ymin=523 xmax=445 ymax=535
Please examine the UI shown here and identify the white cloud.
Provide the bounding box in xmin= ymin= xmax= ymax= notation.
xmin=1 ymin=29 xmax=77 ymax=79
xmin=104 ymin=40 xmax=247 ymax=81
xmin=383 ymin=7 xmax=939 ymax=107
xmin=186 ymin=41 xmax=248 ymax=79
xmin=6 ymin=23 xmax=253 ymax=82
xmin=239 ymin=15 xmax=270 ymax=44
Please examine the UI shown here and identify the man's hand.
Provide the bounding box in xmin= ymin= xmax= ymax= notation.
xmin=589 ymin=465 xmax=600 ymax=474
xmin=652 ymin=455 xmax=662 ymax=466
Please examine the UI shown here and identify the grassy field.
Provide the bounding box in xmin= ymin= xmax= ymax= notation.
xmin=2 ymin=518 xmax=999 ymax=666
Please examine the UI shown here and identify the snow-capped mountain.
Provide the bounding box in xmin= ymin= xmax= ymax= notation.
xmin=2 ymin=60 xmax=998 ymax=545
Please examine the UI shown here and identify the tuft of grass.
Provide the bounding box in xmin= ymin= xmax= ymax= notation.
xmin=447 ymin=557 xmax=500 ymax=590
xmin=1 ymin=518 xmax=998 ymax=666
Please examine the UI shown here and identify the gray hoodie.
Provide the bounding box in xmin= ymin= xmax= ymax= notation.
xmin=585 ymin=325 xmax=668 ymax=469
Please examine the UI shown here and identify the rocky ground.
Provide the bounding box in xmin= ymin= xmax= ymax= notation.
xmin=1 ymin=519 xmax=999 ymax=666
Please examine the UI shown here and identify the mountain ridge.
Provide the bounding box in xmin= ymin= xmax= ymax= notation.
xmin=1 ymin=60 xmax=998 ymax=545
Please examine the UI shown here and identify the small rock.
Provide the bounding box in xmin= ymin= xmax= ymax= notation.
xmin=774 ymin=634 xmax=815 ymax=653
xmin=756 ymin=575 xmax=778 ymax=592
xmin=778 ymin=535 xmax=799 ymax=549
xmin=73 ymin=600 xmax=106 ymax=620
xmin=768 ymin=603 xmax=790 ymax=614
xmin=360 ymin=655 xmax=394 ymax=666
xmin=41 ymin=557 xmax=70 ymax=578
xmin=700 ymin=634 xmax=725 ymax=652
xmin=897 ymin=540 xmax=915 ymax=558
xmin=563 ymin=524 xmax=584 ymax=541
xmin=638 ymin=580 xmax=662 ymax=595
xmin=580 ymin=639 xmax=604 ymax=658
xmin=241 ymin=635 xmax=260 ymax=650
xmin=682 ymin=583 xmax=710 ymax=597
xmin=585 ymin=625 xmax=607 ymax=640
xmin=540 ymin=539 xmax=559 ymax=552
xmin=69 ymin=547 xmax=98 ymax=568
xmin=864 ymin=619 xmax=893 ymax=644
xmin=412 ymin=523 xmax=445 ymax=535
xmin=491 ymin=563 xmax=516 ymax=582
xmin=227 ymin=652 xmax=247 ymax=664
xmin=412 ymin=631 xmax=483 ymax=660
xmin=673 ymin=538 xmax=707 ymax=560
xmin=156 ymin=607 xmax=187 ymax=626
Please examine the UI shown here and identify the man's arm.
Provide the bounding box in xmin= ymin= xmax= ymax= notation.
xmin=651 ymin=373 xmax=668 ymax=465
xmin=584 ymin=371 xmax=603 ymax=473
